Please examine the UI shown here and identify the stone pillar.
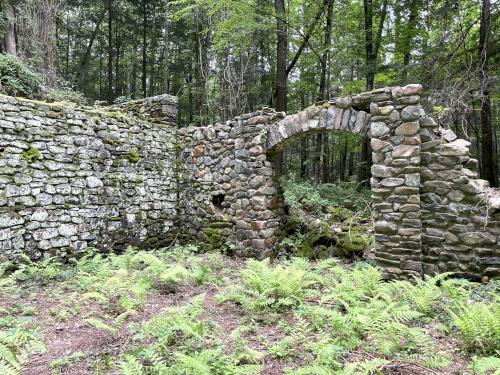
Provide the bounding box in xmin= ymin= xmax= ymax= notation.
xmin=370 ymin=84 xmax=423 ymax=279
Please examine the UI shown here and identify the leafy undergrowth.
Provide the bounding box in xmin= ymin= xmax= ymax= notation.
xmin=278 ymin=179 xmax=373 ymax=259
xmin=0 ymin=246 xmax=499 ymax=375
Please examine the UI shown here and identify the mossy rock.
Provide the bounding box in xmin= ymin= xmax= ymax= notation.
xmin=21 ymin=147 xmax=41 ymax=162
xmin=126 ymin=150 xmax=141 ymax=163
xmin=336 ymin=232 xmax=371 ymax=257
xmin=326 ymin=206 xmax=353 ymax=221
xmin=201 ymin=226 xmax=224 ymax=252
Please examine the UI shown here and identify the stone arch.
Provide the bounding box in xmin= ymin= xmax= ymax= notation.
xmin=226 ymin=84 xmax=499 ymax=280
xmin=265 ymin=101 xmax=370 ymax=155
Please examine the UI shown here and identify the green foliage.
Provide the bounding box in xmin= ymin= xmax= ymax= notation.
xmin=0 ymin=54 xmax=42 ymax=98
xmin=0 ymin=316 xmax=46 ymax=374
xmin=470 ymin=356 xmax=500 ymax=375
xmin=281 ymin=179 xmax=370 ymax=214
xmin=119 ymin=294 xmax=262 ymax=374
xmin=217 ymin=258 xmax=317 ymax=312
xmin=7 ymin=255 xmax=63 ymax=285
xmin=449 ymin=301 xmax=500 ymax=355
xmin=44 ymin=87 xmax=87 ymax=105
xmin=126 ymin=150 xmax=141 ymax=163
xmin=1 ymin=247 xmax=499 ymax=373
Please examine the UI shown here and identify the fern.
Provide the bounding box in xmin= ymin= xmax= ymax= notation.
xmin=119 ymin=354 xmax=144 ymax=375
xmin=449 ymin=301 xmax=500 ymax=355
xmin=220 ymin=258 xmax=317 ymax=312
xmin=470 ymin=356 xmax=500 ymax=375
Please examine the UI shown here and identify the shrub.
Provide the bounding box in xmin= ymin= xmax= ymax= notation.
xmin=44 ymin=87 xmax=87 ymax=105
xmin=0 ymin=54 xmax=42 ymax=98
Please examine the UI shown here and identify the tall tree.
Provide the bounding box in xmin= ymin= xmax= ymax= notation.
xmin=141 ymin=0 xmax=148 ymax=97
xmin=274 ymin=0 xmax=287 ymax=112
xmin=318 ymin=0 xmax=334 ymax=101
xmin=107 ymin=0 xmax=114 ymax=102
xmin=363 ymin=0 xmax=388 ymax=90
xmin=479 ymin=0 xmax=498 ymax=186
xmin=400 ymin=0 xmax=419 ymax=82
xmin=1 ymin=2 xmax=17 ymax=55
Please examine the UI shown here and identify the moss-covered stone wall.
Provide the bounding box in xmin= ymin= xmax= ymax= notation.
xmin=0 ymin=94 xmax=178 ymax=261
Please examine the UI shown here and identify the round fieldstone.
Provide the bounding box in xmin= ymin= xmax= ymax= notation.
xmin=400 ymin=105 xmax=421 ymax=121
xmin=395 ymin=122 xmax=419 ymax=136
xmin=370 ymin=122 xmax=391 ymax=137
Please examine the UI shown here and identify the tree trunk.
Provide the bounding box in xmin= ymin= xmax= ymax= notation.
xmin=363 ymin=0 xmax=388 ymax=90
xmin=401 ymin=0 xmax=419 ymax=82
xmin=193 ymin=7 xmax=209 ymax=124
xmin=322 ymin=134 xmax=331 ymax=182
xmin=131 ymin=44 xmax=138 ymax=99
xmin=107 ymin=0 xmax=113 ymax=103
xmin=286 ymin=2 xmax=326 ymax=78
xmin=148 ymin=6 xmax=157 ymax=97
xmin=358 ymin=0 xmax=387 ymax=186
xmin=142 ymin=0 xmax=148 ymax=98
xmin=479 ymin=0 xmax=498 ymax=187
xmin=318 ymin=0 xmax=334 ymax=100
xmin=274 ymin=0 xmax=287 ymax=112
xmin=162 ymin=0 xmax=170 ymax=94
xmin=75 ymin=10 xmax=106 ymax=85
xmin=363 ymin=0 xmax=375 ymax=90
xmin=3 ymin=4 xmax=17 ymax=55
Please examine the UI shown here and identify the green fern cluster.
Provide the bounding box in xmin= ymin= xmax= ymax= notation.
xmin=449 ymin=301 xmax=500 ymax=355
xmin=0 ymin=318 xmax=46 ymax=375
xmin=5 ymin=255 xmax=64 ymax=285
xmin=118 ymin=294 xmax=262 ymax=375
xmin=217 ymin=258 xmax=318 ymax=312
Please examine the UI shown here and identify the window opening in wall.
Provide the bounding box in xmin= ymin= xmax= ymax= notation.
xmin=212 ymin=194 xmax=225 ymax=209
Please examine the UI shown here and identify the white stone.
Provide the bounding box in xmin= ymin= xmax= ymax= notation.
xmin=31 ymin=208 xmax=48 ymax=221
xmin=0 ymin=212 xmax=24 ymax=228
xmin=58 ymin=224 xmax=78 ymax=237
xmin=86 ymin=176 xmax=103 ymax=188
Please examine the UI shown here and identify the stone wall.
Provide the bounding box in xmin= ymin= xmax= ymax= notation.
xmin=1 ymin=86 xmax=498 ymax=280
xmin=176 ymin=109 xmax=283 ymax=258
xmin=0 ymin=94 xmax=178 ymax=261
xmin=418 ymin=110 xmax=500 ymax=277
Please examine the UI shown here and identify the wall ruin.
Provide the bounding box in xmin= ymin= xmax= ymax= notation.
xmin=0 ymin=85 xmax=498 ymax=279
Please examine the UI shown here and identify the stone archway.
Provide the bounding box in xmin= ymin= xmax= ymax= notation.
xmin=227 ymin=84 xmax=499 ymax=280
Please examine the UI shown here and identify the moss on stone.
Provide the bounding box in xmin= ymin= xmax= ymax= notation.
xmin=202 ymin=226 xmax=224 ymax=252
xmin=21 ymin=147 xmax=41 ymax=162
xmin=126 ymin=150 xmax=141 ymax=163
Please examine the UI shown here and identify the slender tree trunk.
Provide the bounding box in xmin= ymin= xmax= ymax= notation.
xmin=358 ymin=0 xmax=387 ymax=186
xmin=322 ymin=134 xmax=330 ymax=182
xmin=65 ymin=14 xmax=70 ymax=81
xmin=148 ymin=8 xmax=157 ymax=97
xmin=285 ymin=2 xmax=326 ymax=78
xmin=274 ymin=0 xmax=287 ymax=112
xmin=401 ymin=0 xmax=419 ymax=82
xmin=115 ymin=28 xmax=122 ymax=97
xmin=3 ymin=4 xmax=17 ymax=55
xmin=363 ymin=0 xmax=375 ymax=90
xmin=162 ymin=0 xmax=170 ymax=94
xmin=75 ymin=10 xmax=106 ymax=85
xmin=107 ymin=0 xmax=113 ymax=102
xmin=318 ymin=0 xmax=334 ymax=100
xmin=193 ymin=7 xmax=208 ymax=124
xmin=479 ymin=0 xmax=498 ymax=186
xmin=142 ymin=0 xmax=148 ymax=97
xmin=131 ymin=44 xmax=138 ymax=99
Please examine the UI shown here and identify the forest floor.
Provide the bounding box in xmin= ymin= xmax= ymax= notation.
xmin=1 ymin=246 xmax=499 ymax=375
